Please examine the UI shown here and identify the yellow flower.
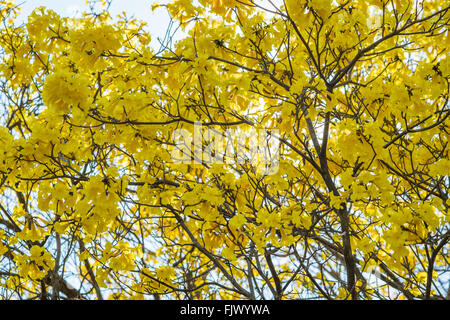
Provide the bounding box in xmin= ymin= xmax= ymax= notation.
xmin=42 ymin=70 xmax=90 ymax=114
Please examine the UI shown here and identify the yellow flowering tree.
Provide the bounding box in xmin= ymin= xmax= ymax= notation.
xmin=0 ymin=0 xmax=449 ymax=300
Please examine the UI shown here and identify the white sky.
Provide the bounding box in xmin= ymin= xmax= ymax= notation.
xmin=16 ymin=0 xmax=174 ymax=49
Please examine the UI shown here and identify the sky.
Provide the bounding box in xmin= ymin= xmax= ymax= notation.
xmin=16 ymin=0 xmax=174 ymax=50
